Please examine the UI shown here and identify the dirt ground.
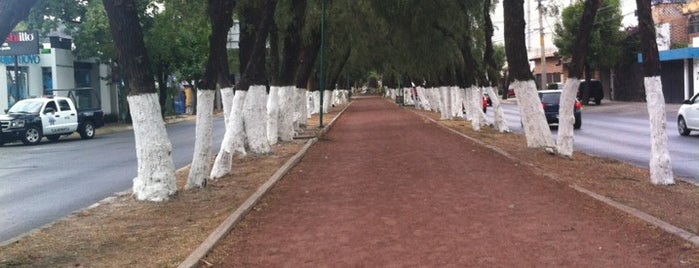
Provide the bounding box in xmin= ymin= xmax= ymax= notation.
xmin=2 ymin=97 xmax=699 ymax=267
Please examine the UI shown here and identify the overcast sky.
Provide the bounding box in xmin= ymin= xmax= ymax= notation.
xmin=491 ymin=0 xmax=638 ymax=50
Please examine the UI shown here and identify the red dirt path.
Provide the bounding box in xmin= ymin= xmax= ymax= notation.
xmin=211 ymin=96 xmax=696 ymax=266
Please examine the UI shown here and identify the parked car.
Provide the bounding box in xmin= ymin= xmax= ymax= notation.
xmin=0 ymin=95 xmax=104 ymax=145
xmin=577 ymin=80 xmax=603 ymax=105
xmin=538 ymin=90 xmax=582 ymax=129
xmin=507 ymin=88 xmax=516 ymax=98
xmin=678 ymin=92 xmax=699 ymax=136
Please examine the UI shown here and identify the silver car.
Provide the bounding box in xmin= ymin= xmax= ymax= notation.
xmin=678 ymin=92 xmax=699 ymax=136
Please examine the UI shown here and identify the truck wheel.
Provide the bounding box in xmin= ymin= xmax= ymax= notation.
xmin=47 ymin=135 xmax=61 ymax=142
xmin=80 ymin=121 xmax=95 ymax=139
xmin=22 ymin=126 xmax=42 ymax=145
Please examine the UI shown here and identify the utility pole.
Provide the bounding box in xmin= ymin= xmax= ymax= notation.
xmin=538 ymin=0 xmax=547 ymax=90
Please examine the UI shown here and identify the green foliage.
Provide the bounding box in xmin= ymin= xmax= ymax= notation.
xmin=553 ymin=0 xmax=625 ymax=70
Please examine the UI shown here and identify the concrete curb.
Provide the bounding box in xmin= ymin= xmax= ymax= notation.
xmin=408 ymin=107 xmax=699 ymax=248
xmin=178 ymin=102 xmax=353 ymax=268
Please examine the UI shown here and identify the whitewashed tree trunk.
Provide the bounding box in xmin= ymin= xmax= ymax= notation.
xmin=556 ymin=79 xmax=581 ymax=158
xmin=485 ymin=86 xmax=509 ymax=132
xmin=312 ymin=91 xmax=321 ymax=114
xmin=323 ymin=89 xmax=332 ymax=113
xmin=210 ymin=90 xmax=247 ymax=180
xmin=462 ymin=87 xmax=472 ymax=120
xmin=278 ymin=86 xmax=295 ymax=141
xmin=469 ymin=87 xmax=487 ymax=131
xmin=186 ymin=90 xmax=215 ymax=189
xmin=244 ymin=85 xmax=271 ymax=154
xmin=644 ymin=76 xmax=674 ymax=185
xmin=129 ymin=93 xmax=176 ymax=201
xmin=220 ymin=87 xmax=234 ymax=126
xmin=417 ymin=87 xmax=428 ymax=110
xmin=513 ymin=80 xmax=555 ymax=148
xmin=439 ymin=86 xmax=451 ymax=120
xmin=267 ymin=86 xmax=280 ymax=145
xmin=295 ymin=87 xmax=308 ymax=129
xmin=451 ymin=86 xmax=461 ymax=118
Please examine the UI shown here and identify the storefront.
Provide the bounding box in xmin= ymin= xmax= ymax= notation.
xmin=0 ymin=33 xmax=117 ymax=116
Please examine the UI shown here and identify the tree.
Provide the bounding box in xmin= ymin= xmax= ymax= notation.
xmin=553 ymin=0 xmax=623 ymax=103
xmin=211 ymin=0 xmax=276 ymax=179
xmin=187 ymin=0 xmax=235 ymax=189
xmin=483 ymin=0 xmax=509 ymax=133
xmin=103 ymin=0 xmax=176 ymax=201
xmin=504 ymin=0 xmax=554 ymax=149
xmin=556 ymin=0 xmax=602 ymax=158
xmin=0 ymin=0 xmax=40 ymax=41
xmin=636 ymin=0 xmax=674 ymax=185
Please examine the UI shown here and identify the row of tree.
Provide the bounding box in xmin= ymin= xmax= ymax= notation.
xmin=0 ymin=0 xmax=675 ymax=202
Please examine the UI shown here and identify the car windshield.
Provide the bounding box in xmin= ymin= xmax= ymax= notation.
xmin=8 ymin=100 xmax=43 ymax=114
xmin=539 ymin=92 xmax=561 ymax=104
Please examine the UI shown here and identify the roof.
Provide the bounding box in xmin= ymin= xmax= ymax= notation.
xmin=637 ymin=47 xmax=699 ymax=62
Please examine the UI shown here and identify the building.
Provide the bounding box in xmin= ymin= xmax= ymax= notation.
xmin=1 ymin=34 xmax=117 ymax=116
xmin=530 ymin=51 xmax=565 ymax=88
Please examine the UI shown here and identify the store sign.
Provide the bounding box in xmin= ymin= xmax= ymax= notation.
xmin=0 ymin=31 xmax=40 ymax=56
xmin=0 ymin=55 xmax=40 ymax=65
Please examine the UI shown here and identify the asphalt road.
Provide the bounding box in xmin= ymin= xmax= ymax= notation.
xmin=490 ymin=100 xmax=699 ymax=183
xmin=0 ymin=116 xmax=226 ymax=244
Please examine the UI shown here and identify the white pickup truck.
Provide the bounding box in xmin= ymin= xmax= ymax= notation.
xmin=0 ymin=96 xmax=105 ymax=145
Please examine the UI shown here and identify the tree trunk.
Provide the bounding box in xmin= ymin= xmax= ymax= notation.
xmin=238 ymin=0 xmax=276 ymax=154
xmin=0 ymin=0 xmax=39 ymax=41
xmin=556 ymin=0 xmax=601 ymax=158
xmin=636 ymin=0 xmax=674 ymax=185
xmin=104 ymin=0 xmax=175 ymax=201
xmin=187 ymin=0 xmax=235 ymax=189
xmin=504 ymin=0 xmax=554 ymax=149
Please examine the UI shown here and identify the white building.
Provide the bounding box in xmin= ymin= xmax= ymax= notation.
xmin=1 ymin=36 xmax=117 ymax=116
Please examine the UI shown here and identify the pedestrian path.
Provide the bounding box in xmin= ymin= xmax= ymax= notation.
xmin=213 ymin=96 xmax=696 ymax=266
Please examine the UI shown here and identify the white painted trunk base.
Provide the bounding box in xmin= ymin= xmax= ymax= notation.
xmin=295 ymin=87 xmax=308 ymax=130
xmin=644 ymin=76 xmax=674 ymax=185
xmin=128 ymin=93 xmax=176 ymax=202
xmin=556 ymin=79 xmax=581 ymax=158
xmin=220 ymin=87 xmax=234 ymax=126
xmin=461 ymin=87 xmax=472 ymax=120
xmin=210 ymin=90 xmax=248 ymax=180
xmin=278 ymin=86 xmax=295 ymax=141
xmin=485 ymin=86 xmax=509 ymax=132
xmin=439 ymin=87 xmax=451 ymax=120
xmin=513 ymin=80 xmax=555 ymax=148
xmin=186 ymin=90 xmax=215 ymax=189
xmin=267 ymin=86 xmax=281 ymax=145
xmin=323 ymin=90 xmax=332 ymax=113
xmin=244 ymin=85 xmax=272 ymax=154
xmin=469 ymin=87 xmax=487 ymax=131
xmin=451 ymin=86 xmax=461 ymax=118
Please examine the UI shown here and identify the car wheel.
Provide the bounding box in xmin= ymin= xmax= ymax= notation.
xmin=80 ymin=121 xmax=95 ymax=139
xmin=678 ymin=116 xmax=691 ymax=136
xmin=22 ymin=126 xmax=42 ymax=145
xmin=47 ymin=135 xmax=61 ymax=142
xmin=594 ymin=98 xmax=601 ymax=105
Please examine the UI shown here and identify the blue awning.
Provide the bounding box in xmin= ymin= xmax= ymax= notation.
xmin=638 ymin=47 xmax=699 ymax=62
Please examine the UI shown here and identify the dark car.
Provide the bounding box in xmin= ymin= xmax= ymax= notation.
xmin=538 ymin=90 xmax=582 ymax=129
xmin=577 ymin=80 xmax=603 ymax=105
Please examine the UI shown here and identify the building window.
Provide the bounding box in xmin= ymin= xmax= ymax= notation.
xmin=689 ymin=15 xmax=699 ymax=34
xmin=6 ymin=66 xmax=28 ymax=107
xmin=42 ymin=67 xmax=52 ymax=95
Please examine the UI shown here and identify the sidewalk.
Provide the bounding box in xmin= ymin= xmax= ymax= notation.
xmin=205 ymin=96 xmax=698 ymax=266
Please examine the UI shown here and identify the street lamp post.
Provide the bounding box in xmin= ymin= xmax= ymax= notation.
xmin=318 ymin=0 xmax=326 ymax=128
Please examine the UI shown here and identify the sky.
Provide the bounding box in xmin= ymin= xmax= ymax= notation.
xmin=492 ymin=0 xmax=639 ymax=53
